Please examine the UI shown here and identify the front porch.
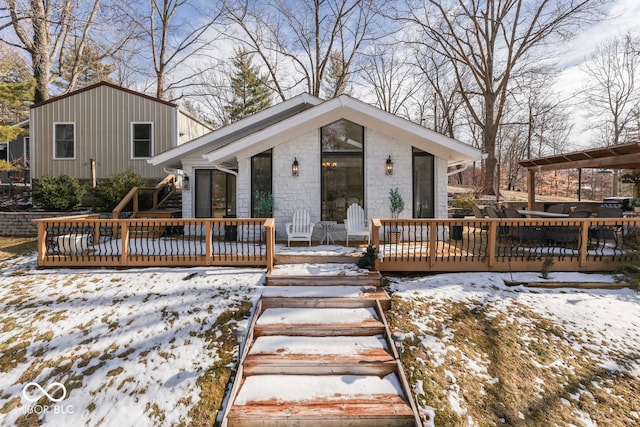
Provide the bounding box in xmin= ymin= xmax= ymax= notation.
xmin=34 ymin=215 xmax=640 ymax=272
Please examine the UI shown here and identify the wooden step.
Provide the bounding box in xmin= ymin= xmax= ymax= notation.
xmin=227 ymin=374 xmax=415 ymax=427
xmin=244 ymin=335 xmax=396 ymax=376
xmin=261 ymin=286 xmax=390 ymax=310
xmin=266 ymin=264 xmax=382 ymax=287
xmin=254 ymin=307 xmax=386 ymax=337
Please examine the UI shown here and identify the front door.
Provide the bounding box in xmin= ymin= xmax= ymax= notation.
xmin=194 ymin=169 xmax=236 ymax=218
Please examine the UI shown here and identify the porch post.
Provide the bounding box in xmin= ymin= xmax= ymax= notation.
xmin=527 ymin=170 xmax=536 ymax=210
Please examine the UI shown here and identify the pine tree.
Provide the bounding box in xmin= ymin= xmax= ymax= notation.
xmin=55 ymin=43 xmax=115 ymax=90
xmin=0 ymin=46 xmax=33 ymax=141
xmin=225 ymin=49 xmax=272 ymax=122
xmin=322 ymin=51 xmax=349 ymax=99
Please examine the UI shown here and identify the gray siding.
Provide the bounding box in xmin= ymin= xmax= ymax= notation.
xmin=31 ymin=85 xmax=205 ymax=181
xmin=178 ymin=111 xmax=212 ymax=145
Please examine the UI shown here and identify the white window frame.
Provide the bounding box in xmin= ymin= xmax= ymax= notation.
xmin=53 ymin=122 xmax=76 ymax=160
xmin=131 ymin=122 xmax=154 ymax=159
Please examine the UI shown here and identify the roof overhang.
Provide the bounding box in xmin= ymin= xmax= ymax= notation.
xmin=519 ymin=142 xmax=640 ymax=172
xmin=149 ymin=93 xmax=323 ymax=169
xmin=202 ymin=95 xmax=482 ymax=165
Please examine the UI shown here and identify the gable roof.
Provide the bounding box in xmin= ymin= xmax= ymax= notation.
xmin=30 ymin=81 xmax=177 ymax=109
xmin=151 ymin=93 xmax=482 ymax=168
xmin=150 ymin=93 xmax=323 ymax=168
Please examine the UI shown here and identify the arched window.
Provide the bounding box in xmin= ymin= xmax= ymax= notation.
xmin=321 ymin=120 xmax=364 ymax=221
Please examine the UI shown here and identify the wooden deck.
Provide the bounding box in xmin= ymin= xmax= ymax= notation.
xmin=33 ymin=215 xmax=640 ymax=272
xmin=221 ymin=268 xmax=423 ymax=427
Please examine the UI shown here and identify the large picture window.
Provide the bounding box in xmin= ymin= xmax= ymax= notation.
xmin=251 ymin=149 xmax=272 ymax=217
xmin=413 ymin=147 xmax=434 ymax=218
xmin=194 ymin=169 xmax=236 ymax=218
xmin=321 ymin=119 xmax=364 ymax=221
xmin=54 ymin=123 xmax=75 ymax=159
xmin=131 ymin=122 xmax=153 ymax=158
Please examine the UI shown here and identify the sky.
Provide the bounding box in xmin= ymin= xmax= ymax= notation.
xmin=554 ymin=0 xmax=640 ymax=148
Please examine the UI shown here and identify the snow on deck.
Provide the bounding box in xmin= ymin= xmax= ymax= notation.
xmin=256 ymin=307 xmax=378 ymax=325
xmin=249 ymin=335 xmax=388 ymax=356
xmin=261 ymin=285 xmax=377 ymax=298
xmin=234 ymin=374 xmax=404 ymax=405
xmin=268 ymin=263 xmax=369 ymax=276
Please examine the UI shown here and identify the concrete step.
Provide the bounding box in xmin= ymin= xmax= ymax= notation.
xmin=227 ymin=374 xmax=415 ymax=427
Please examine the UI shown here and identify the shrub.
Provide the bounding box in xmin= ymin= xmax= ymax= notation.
xmin=92 ymin=169 xmax=145 ymax=212
xmin=32 ymin=175 xmax=85 ymax=211
xmin=452 ymin=194 xmax=476 ymax=209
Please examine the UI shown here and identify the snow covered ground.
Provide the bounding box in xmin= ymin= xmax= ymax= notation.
xmin=1 ymin=252 xmax=639 ymax=426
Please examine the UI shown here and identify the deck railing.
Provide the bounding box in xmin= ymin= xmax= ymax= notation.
xmin=35 ymin=215 xmax=275 ymax=269
xmin=112 ymin=174 xmax=176 ymax=219
xmin=372 ymin=217 xmax=640 ymax=272
xmin=34 ymin=215 xmax=640 ymax=272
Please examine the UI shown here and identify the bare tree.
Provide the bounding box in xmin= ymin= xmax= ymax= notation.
xmin=2 ymin=0 xmax=104 ymax=103
xmin=359 ymin=45 xmax=419 ymax=115
xmin=583 ymin=32 xmax=640 ymax=147
xmin=414 ymin=48 xmax=465 ymax=138
xmin=118 ymin=0 xmax=224 ymax=100
xmin=397 ymin=0 xmax=603 ymax=194
xmin=224 ymin=0 xmax=382 ymax=100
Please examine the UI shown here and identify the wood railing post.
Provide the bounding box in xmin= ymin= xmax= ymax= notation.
xmin=121 ymin=221 xmax=129 ymax=266
xmin=372 ymin=219 xmax=381 ymax=270
xmin=205 ymin=221 xmax=213 ymax=265
xmin=579 ymin=219 xmax=589 ymax=267
xmin=265 ymin=218 xmax=275 ymax=271
xmin=37 ymin=221 xmax=47 ymax=267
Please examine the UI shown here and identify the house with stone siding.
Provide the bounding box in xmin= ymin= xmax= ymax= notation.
xmin=149 ymin=93 xmax=482 ymax=240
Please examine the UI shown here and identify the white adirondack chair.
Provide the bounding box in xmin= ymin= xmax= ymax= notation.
xmin=344 ymin=203 xmax=370 ymax=246
xmin=285 ymin=209 xmax=315 ymax=246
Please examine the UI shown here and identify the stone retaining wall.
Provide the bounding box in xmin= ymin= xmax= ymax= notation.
xmin=0 ymin=211 xmax=94 ymax=237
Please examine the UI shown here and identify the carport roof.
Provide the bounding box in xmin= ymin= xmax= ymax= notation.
xmin=519 ymin=142 xmax=640 ymax=172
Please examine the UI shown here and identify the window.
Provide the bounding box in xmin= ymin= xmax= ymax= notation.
xmin=251 ymin=150 xmax=272 ymax=217
xmin=131 ymin=122 xmax=153 ymax=158
xmin=0 ymin=143 xmax=7 ymax=161
xmin=194 ymin=169 xmax=236 ymax=218
xmin=413 ymin=147 xmax=434 ymax=218
xmin=54 ymin=123 xmax=75 ymax=159
xmin=321 ymin=119 xmax=364 ymax=221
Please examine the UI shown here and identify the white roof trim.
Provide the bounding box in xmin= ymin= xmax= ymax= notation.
xmin=203 ymin=95 xmax=482 ymax=164
xmin=148 ymin=93 xmax=323 ymax=167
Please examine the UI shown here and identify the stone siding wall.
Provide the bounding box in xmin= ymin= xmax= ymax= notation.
xmin=0 ymin=211 xmax=94 ymax=237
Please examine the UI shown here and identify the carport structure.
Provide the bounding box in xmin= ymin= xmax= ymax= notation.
xmin=519 ymin=141 xmax=640 ymax=210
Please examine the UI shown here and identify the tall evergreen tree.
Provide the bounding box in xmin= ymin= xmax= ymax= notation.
xmin=322 ymin=51 xmax=349 ymax=99
xmin=224 ymin=49 xmax=272 ymax=122
xmin=0 ymin=46 xmax=34 ymax=141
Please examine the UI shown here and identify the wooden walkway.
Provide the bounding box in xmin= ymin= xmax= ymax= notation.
xmin=221 ymin=265 xmax=422 ymax=427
